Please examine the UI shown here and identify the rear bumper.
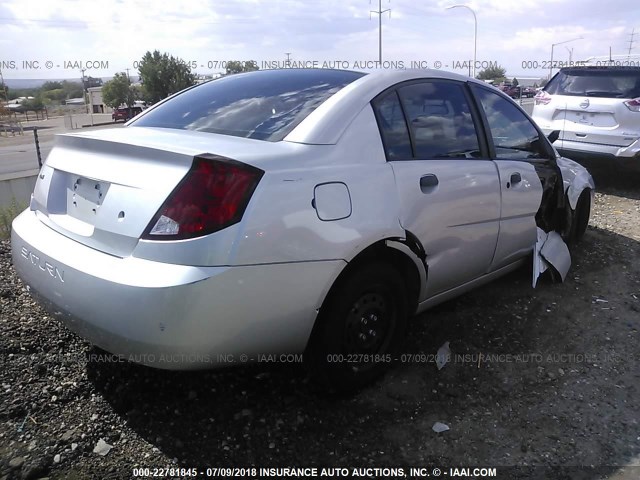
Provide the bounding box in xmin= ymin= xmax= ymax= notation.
xmin=538 ymin=130 xmax=640 ymax=170
xmin=554 ymin=147 xmax=640 ymax=171
xmin=11 ymin=209 xmax=344 ymax=369
xmin=539 ymin=128 xmax=640 ymax=161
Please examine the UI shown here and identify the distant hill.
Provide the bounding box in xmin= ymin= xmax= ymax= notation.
xmin=4 ymin=76 xmax=140 ymax=89
xmin=3 ymin=79 xmax=53 ymax=89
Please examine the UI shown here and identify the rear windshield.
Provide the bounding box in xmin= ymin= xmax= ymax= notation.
xmin=545 ymin=68 xmax=640 ymax=98
xmin=131 ymin=69 xmax=365 ymax=141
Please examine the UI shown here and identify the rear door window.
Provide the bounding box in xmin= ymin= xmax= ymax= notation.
xmin=372 ymin=80 xmax=483 ymax=161
xmin=397 ymin=81 xmax=482 ymax=159
xmin=371 ymin=91 xmax=413 ymax=160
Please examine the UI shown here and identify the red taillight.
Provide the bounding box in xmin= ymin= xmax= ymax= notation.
xmin=624 ymin=98 xmax=640 ymax=112
xmin=142 ymin=155 xmax=264 ymax=240
xmin=534 ymin=91 xmax=552 ymax=105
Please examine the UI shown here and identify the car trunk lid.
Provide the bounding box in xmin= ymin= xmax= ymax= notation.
xmin=31 ymin=127 xmax=301 ymax=258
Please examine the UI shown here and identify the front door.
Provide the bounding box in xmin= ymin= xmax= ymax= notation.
xmin=470 ymin=84 xmax=556 ymax=270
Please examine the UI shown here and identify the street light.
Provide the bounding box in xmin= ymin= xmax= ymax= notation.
xmin=549 ymin=37 xmax=582 ymax=79
xmin=446 ymin=4 xmax=477 ymax=77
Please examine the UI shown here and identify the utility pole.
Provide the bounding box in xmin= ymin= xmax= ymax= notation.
xmin=549 ymin=37 xmax=582 ymax=79
xmin=628 ymin=28 xmax=636 ymax=56
xmin=285 ymin=52 xmax=291 ymax=67
xmin=0 ymin=66 xmax=8 ymax=103
xmin=370 ymin=0 xmax=390 ymax=64
xmin=80 ymin=68 xmax=88 ymax=113
xmin=125 ymin=68 xmax=131 ymax=80
xmin=566 ymin=47 xmax=573 ymax=63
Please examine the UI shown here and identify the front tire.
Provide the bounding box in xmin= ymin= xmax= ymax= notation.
xmin=306 ymin=262 xmax=408 ymax=392
xmin=568 ymin=189 xmax=591 ymax=244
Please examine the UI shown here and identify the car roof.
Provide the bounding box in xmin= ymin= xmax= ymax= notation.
xmin=285 ymin=69 xmax=485 ymax=145
xmin=559 ymin=65 xmax=640 ymax=72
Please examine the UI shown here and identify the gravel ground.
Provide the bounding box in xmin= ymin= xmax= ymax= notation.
xmin=1 ymin=170 xmax=640 ymax=480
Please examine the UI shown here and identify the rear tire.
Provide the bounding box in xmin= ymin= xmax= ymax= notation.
xmin=306 ymin=262 xmax=408 ymax=392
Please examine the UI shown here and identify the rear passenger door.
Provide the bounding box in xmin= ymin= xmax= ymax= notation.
xmin=372 ymin=80 xmax=501 ymax=298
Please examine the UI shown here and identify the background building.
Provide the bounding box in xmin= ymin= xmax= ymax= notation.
xmin=88 ymin=86 xmax=111 ymax=114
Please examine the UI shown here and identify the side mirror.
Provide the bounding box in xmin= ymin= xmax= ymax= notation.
xmin=547 ymin=130 xmax=560 ymax=144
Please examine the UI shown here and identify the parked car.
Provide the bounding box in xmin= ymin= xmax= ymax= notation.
xmin=112 ymin=106 xmax=142 ymax=122
xmin=505 ymin=86 xmax=522 ymax=98
xmin=12 ymin=69 xmax=594 ymax=390
xmin=505 ymin=86 xmax=535 ymax=99
xmin=532 ymin=66 xmax=640 ymax=170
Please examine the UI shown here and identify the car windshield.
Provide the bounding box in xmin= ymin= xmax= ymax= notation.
xmin=131 ymin=69 xmax=365 ymax=141
xmin=545 ymin=68 xmax=640 ymax=98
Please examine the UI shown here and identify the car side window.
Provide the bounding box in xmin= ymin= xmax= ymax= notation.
xmin=397 ymin=81 xmax=482 ymax=159
xmin=472 ymin=85 xmax=548 ymax=160
xmin=371 ymin=91 xmax=413 ymax=160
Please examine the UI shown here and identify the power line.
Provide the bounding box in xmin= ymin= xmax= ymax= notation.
xmin=370 ymin=0 xmax=391 ymax=63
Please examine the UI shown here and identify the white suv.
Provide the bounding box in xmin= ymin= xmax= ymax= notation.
xmin=532 ymin=66 xmax=640 ymax=170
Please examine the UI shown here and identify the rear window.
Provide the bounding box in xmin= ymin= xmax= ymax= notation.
xmin=545 ymin=68 xmax=640 ymax=98
xmin=131 ymin=69 xmax=365 ymax=141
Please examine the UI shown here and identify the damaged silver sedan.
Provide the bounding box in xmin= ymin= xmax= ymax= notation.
xmin=11 ymin=69 xmax=593 ymax=390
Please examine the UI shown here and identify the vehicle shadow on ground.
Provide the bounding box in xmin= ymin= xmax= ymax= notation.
xmin=85 ymin=225 xmax=640 ymax=476
xmin=582 ymin=164 xmax=640 ymax=200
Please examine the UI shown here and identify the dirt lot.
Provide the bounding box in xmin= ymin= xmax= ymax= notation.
xmin=1 ymin=170 xmax=640 ymax=480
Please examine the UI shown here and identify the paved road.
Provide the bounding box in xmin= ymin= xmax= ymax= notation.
xmin=0 ymin=119 xmax=121 ymax=176
xmin=0 ymin=139 xmax=52 ymax=175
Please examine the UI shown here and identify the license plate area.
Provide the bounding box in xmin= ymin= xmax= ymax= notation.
xmin=562 ymin=110 xmax=616 ymax=127
xmin=66 ymin=176 xmax=110 ymax=223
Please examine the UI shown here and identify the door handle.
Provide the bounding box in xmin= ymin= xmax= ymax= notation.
xmin=508 ymin=172 xmax=521 ymax=188
xmin=420 ymin=174 xmax=439 ymax=193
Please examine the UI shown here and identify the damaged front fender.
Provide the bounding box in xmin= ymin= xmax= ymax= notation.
xmin=556 ymin=156 xmax=596 ymax=210
xmin=532 ymin=156 xmax=593 ymax=287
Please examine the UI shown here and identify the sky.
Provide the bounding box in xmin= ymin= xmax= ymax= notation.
xmin=1 ymin=0 xmax=639 ymax=84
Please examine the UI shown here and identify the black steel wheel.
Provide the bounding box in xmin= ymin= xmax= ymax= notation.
xmin=306 ymin=262 xmax=408 ymax=391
